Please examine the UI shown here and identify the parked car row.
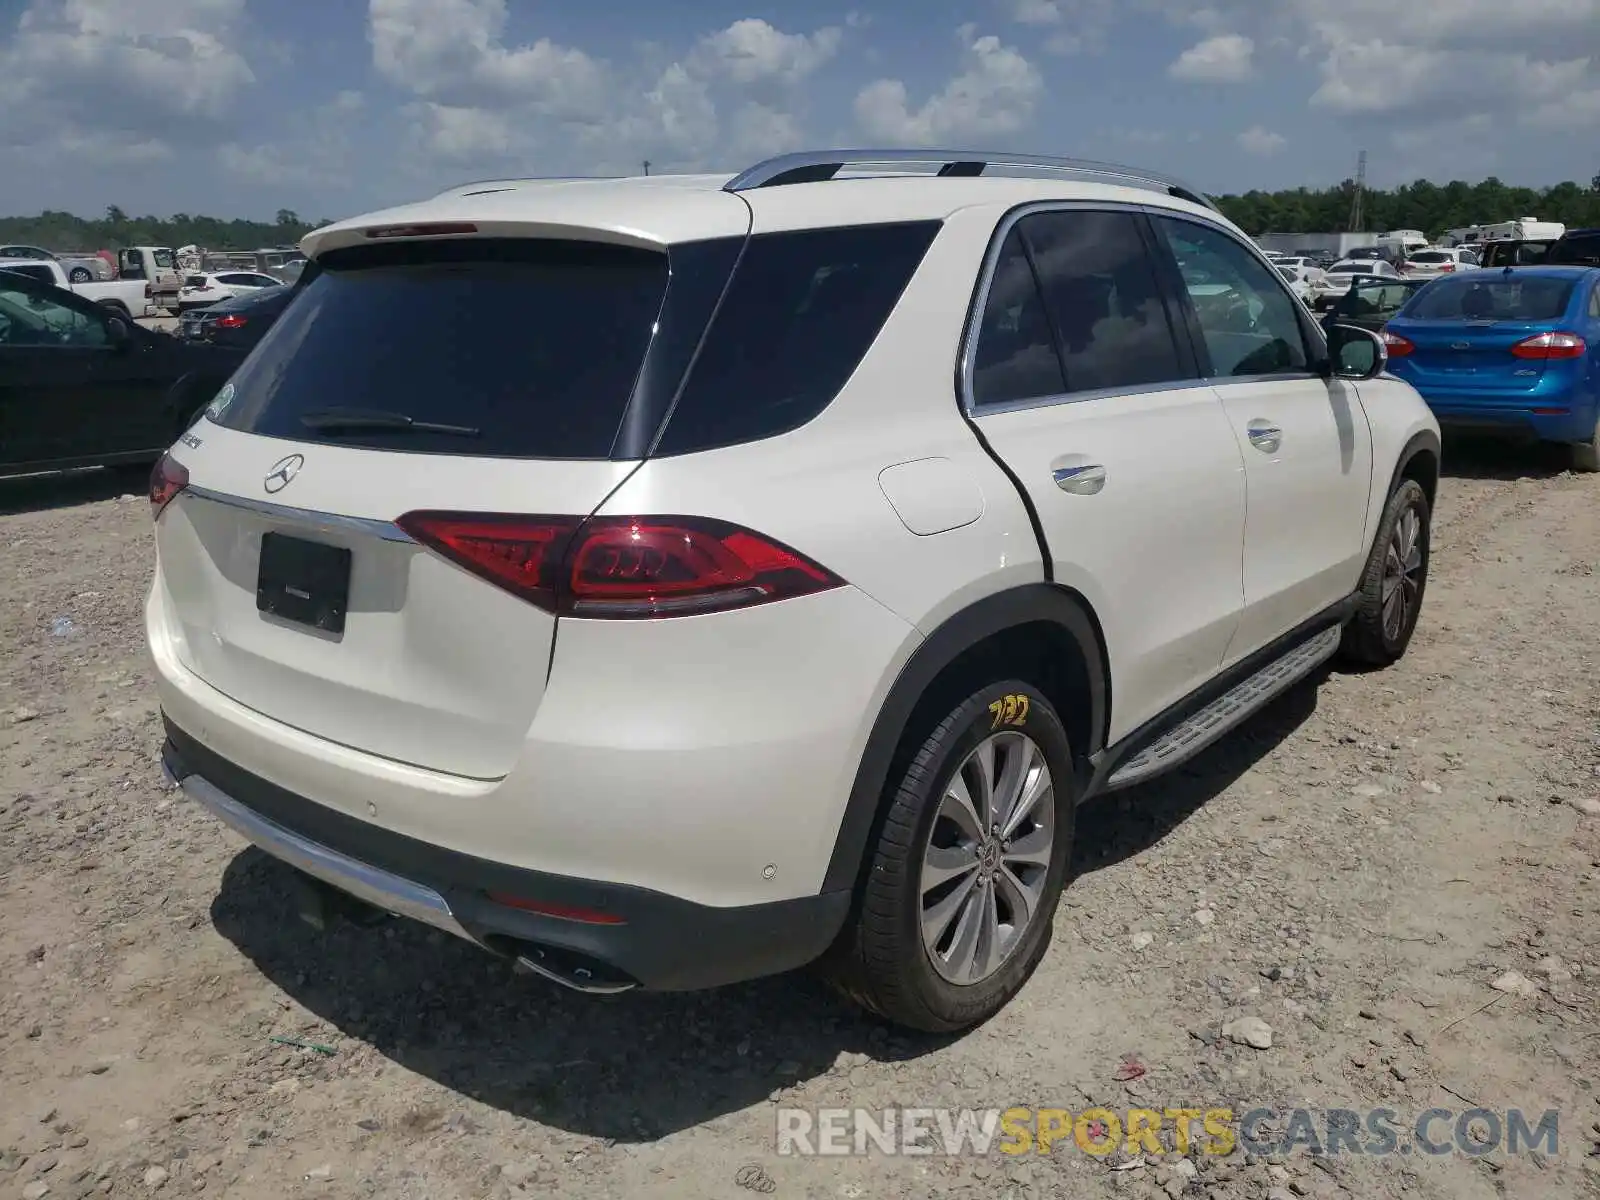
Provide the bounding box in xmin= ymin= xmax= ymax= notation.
xmin=0 ymin=268 xmax=249 ymax=475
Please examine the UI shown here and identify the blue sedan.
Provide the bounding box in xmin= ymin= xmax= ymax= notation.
xmin=1379 ymin=266 xmax=1600 ymax=470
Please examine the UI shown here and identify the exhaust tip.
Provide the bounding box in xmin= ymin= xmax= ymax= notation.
xmin=510 ymin=942 xmax=638 ymax=995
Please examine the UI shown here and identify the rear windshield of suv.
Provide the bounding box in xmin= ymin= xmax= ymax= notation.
xmin=208 ymin=238 xmax=670 ymax=459
xmin=1401 ymin=276 xmax=1576 ymax=321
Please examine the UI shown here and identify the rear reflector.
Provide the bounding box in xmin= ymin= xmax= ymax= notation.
xmin=395 ymin=512 xmax=844 ymax=619
xmin=1510 ymin=331 xmax=1586 ymax=359
xmin=486 ymin=893 xmax=626 ymax=925
xmin=149 ymin=453 xmax=188 ymax=521
xmin=1379 ymin=330 xmax=1415 ymax=357
xmin=364 ymin=222 xmax=478 ymax=239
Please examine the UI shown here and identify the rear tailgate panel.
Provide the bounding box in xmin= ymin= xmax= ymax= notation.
xmin=158 ymin=423 xmax=639 ymax=778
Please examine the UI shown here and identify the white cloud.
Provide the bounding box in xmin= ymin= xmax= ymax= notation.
xmin=1310 ymin=42 xmax=1590 ymax=119
xmin=1237 ymin=125 xmax=1286 ymax=155
xmin=688 ymin=18 xmax=841 ymax=86
xmin=1010 ymin=0 xmax=1063 ymax=24
xmin=1168 ymin=33 xmax=1254 ymax=82
xmin=854 ymin=30 xmax=1043 ymax=142
xmin=368 ymin=5 xmax=846 ymax=177
xmin=219 ymin=91 xmax=367 ymax=188
xmin=368 ymin=0 xmax=607 ymax=122
xmin=1004 ymin=0 xmax=1114 ymax=54
xmin=0 ymin=0 xmax=257 ymax=159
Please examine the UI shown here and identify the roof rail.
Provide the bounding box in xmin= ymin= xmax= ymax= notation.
xmin=722 ymin=149 xmax=1218 ymax=212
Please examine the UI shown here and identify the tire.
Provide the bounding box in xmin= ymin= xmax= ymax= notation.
xmin=100 ymin=301 xmax=130 ymax=318
xmin=69 ymin=267 xmax=92 ymax=283
xmin=820 ymin=680 xmax=1076 ymax=1032
xmin=1571 ymin=424 xmax=1600 ymax=473
xmin=1340 ymin=478 xmax=1430 ymax=667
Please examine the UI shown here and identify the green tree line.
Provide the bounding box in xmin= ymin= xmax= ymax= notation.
xmin=0 ymin=206 xmax=327 ymax=253
xmin=6 ymin=174 xmax=1600 ymax=251
xmin=1214 ymin=173 xmax=1600 ymax=238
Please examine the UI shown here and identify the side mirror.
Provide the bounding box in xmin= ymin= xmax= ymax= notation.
xmin=106 ymin=316 xmax=132 ymax=348
xmin=1327 ymin=323 xmax=1386 ymax=381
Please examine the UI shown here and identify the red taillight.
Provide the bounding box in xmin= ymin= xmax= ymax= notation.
xmin=486 ymin=893 xmax=625 ymax=925
xmin=394 ymin=512 xmax=844 ymax=619
xmin=364 ymin=222 xmax=478 ymax=239
xmin=1510 ymin=331 xmax=1586 ymax=359
xmin=149 ymin=453 xmax=188 ymax=521
xmin=215 ymin=314 xmax=247 ymax=329
xmin=1379 ymin=329 xmax=1414 ymax=357
xmin=1438 ymin=263 xmax=1454 ymax=272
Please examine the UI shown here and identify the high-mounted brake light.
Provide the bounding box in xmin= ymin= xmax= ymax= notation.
xmin=1510 ymin=331 xmax=1586 ymax=360
xmin=364 ymin=222 xmax=479 ymax=239
xmin=394 ymin=512 xmax=844 ymax=619
xmin=149 ymin=453 xmax=188 ymax=521
xmin=1379 ymin=329 xmax=1414 ymax=357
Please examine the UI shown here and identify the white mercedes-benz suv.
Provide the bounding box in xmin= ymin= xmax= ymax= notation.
xmin=149 ymin=150 xmax=1440 ymax=1032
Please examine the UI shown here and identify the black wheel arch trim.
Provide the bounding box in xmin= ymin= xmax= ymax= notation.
xmin=1374 ymin=429 xmax=1441 ymax=554
xmin=820 ymin=582 xmax=1107 ymax=895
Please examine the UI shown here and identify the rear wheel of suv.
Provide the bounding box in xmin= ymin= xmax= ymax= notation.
xmin=1340 ymin=479 xmax=1430 ymax=666
xmin=823 ymin=680 xmax=1076 ymax=1032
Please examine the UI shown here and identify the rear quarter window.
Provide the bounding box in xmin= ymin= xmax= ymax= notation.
xmin=208 ymin=238 xmax=671 ymax=459
xmin=653 ymin=222 xmax=940 ymax=456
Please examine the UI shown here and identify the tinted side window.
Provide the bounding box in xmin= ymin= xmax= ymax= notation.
xmin=1154 ymin=217 xmax=1310 ymax=377
xmin=1020 ymin=210 xmax=1187 ymax=393
xmin=0 ymin=279 xmax=108 ymax=347
xmin=970 ymin=228 xmax=1066 ymax=407
xmin=1590 ymin=286 xmax=1600 ymax=319
xmin=655 ymin=222 xmax=939 ymax=456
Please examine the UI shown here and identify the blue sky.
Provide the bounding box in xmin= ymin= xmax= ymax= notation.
xmin=2 ymin=0 xmax=1598 ymax=222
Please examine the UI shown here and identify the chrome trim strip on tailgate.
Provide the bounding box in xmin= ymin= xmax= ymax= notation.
xmin=163 ymin=758 xmax=473 ymax=942
xmin=183 ymin=484 xmax=415 ymax=543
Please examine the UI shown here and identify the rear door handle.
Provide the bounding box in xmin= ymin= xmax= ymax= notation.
xmin=1245 ymin=421 xmax=1282 ymax=453
xmin=1052 ymin=463 xmax=1106 ymax=495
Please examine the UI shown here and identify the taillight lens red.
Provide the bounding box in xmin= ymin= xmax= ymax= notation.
xmin=1379 ymin=329 xmax=1414 ymax=357
xmin=394 ymin=512 xmax=844 ymax=619
xmin=215 ymin=314 xmax=247 ymax=329
xmin=1510 ymin=331 xmax=1586 ymax=359
xmin=149 ymin=453 xmax=188 ymax=521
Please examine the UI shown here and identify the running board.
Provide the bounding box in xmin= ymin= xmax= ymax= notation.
xmin=1105 ymin=625 xmax=1342 ymax=791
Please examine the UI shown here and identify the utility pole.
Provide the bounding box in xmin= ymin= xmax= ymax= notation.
xmin=1347 ymin=149 xmax=1367 ymax=232
xmin=642 ymin=159 xmax=651 ymax=176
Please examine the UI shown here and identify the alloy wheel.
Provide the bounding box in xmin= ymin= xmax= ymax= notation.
xmin=919 ymin=731 xmax=1055 ymax=985
xmin=1381 ymin=502 xmax=1425 ymax=641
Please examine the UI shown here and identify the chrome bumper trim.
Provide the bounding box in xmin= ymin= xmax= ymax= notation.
xmin=165 ymin=760 xmax=474 ymax=943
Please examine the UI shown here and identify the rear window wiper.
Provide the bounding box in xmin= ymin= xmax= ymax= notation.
xmin=298 ymin=406 xmax=481 ymax=437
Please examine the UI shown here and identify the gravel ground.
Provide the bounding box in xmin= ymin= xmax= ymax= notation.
xmin=2 ymin=445 xmax=1598 ymax=1200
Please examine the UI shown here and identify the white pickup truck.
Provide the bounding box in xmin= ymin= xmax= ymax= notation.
xmin=0 ymin=258 xmax=163 ymax=317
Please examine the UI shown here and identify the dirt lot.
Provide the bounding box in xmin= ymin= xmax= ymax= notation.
xmin=2 ymin=446 xmax=1598 ymax=1200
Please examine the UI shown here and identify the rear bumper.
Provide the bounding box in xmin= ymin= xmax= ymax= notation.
xmin=1425 ymin=400 xmax=1597 ymax=444
xmin=161 ymin=718 xmax=851 ymax=992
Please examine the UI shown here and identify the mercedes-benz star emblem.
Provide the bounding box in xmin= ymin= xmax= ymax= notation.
xmin=263 ymin=453 xmax=305 ymax=494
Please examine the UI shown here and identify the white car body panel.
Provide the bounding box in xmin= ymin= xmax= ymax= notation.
xmin=1215 ymin=377 xmax=1374 ymax=658
xmin=973 ymin=386 xmax=1247 ymax=741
